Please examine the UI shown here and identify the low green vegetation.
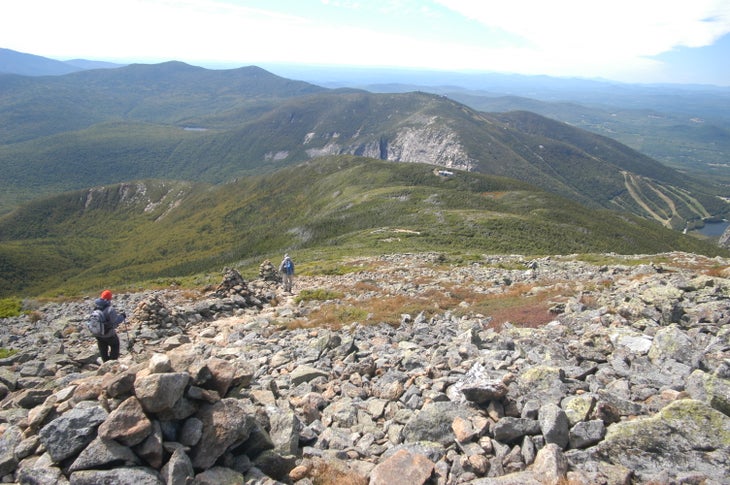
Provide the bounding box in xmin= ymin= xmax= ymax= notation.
xmin=1 ymin=82 xmax=727 ymax=230
xmin=0 ymin=297 xmax=22 ymax=318
xmin=0 ymin=348 xmax=18 ymax=359
xmin=295 ymin=288 xmax=345 ymax=304
xmin=574 ymin=253 xmax=687 ymax=268
xmin=574 ymin=254 xmax=656 ymax=267
xmin=0 ymin=156 xmax=727 ymax=299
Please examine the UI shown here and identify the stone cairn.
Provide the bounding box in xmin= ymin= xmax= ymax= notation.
xmin=126 ymin=269 xmax=275 ymax=357
xmin=213 ymin=267 xmax=256 ymax=300
xmin=134 ymin=294 xmax=180 ymax=329
xmin=260 ymin=260 xmax=281 ymax=283
xmin=127 ymin=293 xmax=189 ymax=355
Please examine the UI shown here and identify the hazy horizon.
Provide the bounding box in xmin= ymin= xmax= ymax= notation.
xmin=3 ymin=0 xmax=729 ymax=86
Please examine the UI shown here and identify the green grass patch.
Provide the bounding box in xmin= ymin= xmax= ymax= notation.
xmin=0 ymin=297 xmax=22 ymax=318
xmin=0 ymin=348 xmax=19 ymax=359
xmin=294 ymin=288 xmax=345 ymax=303
xmin=573 ymin=253 xmax=673 ymax=267
xmin=334 ymin=305 xmax=369 ymax=321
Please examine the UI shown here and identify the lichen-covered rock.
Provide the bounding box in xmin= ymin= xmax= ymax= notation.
xmin=686 ymin=368 xmax=730 ymax=417
xmin=595 ymin=399 xmax=730 ymax=481
xmin=0 ymin=426 xmax=23 ymax=477
xmin=403 ymin=402 xmax=475 ymax=445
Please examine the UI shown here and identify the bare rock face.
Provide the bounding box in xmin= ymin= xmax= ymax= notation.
xmin=384 ymin=124 xmax=477 ymax=171
xmin=304 ymin=118 xmax=479 ymax=172
xmin=1 ymin=252 xmax=730 ymax=484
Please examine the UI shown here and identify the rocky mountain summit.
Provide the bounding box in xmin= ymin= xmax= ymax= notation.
xmin=1 ymin=252 xmax=729 ymax=485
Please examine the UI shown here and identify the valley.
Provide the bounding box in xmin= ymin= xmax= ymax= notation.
xmin=0 ymin=57 xmax=728 ymax=298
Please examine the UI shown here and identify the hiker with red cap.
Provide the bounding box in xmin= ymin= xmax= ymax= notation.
xmin=91 ymin=289 xmax=127 ymax=362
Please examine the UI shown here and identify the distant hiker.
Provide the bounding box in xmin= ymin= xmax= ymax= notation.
xmin=279 ymin=254 xmax=295 ymax=293
xmin=88 ymin=289 xmax=127 ymax=362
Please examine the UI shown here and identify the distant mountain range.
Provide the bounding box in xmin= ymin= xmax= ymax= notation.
xmin=0 ymin=49 xmax=728 ymax=297
xmin=0 ymin=47 xmax=123 ymax=76
xmin=3 ymin=47 xmax=728 ymax=184
xmin=270 ymin=65 xmax=730 ymax=186
xmin=0 ymin=59 xmax=725 ymax=230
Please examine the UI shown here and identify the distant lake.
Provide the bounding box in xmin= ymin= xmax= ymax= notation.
xmin=695 ymin=221 xmax=729 ymax=237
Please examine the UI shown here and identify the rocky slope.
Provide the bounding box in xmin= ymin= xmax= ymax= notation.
xmin=1 ymin=252 xmax=729 ymax=485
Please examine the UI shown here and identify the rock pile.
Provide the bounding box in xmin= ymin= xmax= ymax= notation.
xmin=211 ymin=267 xmax=271 ymax=306
xmin=125 ymin=269 xmax=274 ymax=355
xmin=1 ymin=252 xmax=729 ymax=484
xmin=260 ymin=260 xmax=281 ymax=283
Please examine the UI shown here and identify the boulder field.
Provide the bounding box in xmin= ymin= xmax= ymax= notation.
xmin=1 ymin=252 xmax=729 ymax=484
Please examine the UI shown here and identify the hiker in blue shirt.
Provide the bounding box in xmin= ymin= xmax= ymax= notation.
xmin=278 ymin=254 xmax=295 ymax=293
xmin=93 ymin=290 xmax=127 ymax=361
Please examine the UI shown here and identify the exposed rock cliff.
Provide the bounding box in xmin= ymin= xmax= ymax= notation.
xmin=304 ymin=120 xmax=478 ymax=172
xmin=720 ymin=225 xmax=730 ymax=249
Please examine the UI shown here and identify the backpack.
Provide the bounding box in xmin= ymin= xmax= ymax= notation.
xmin=283 ymin=258 xmax=294 ymax=275
xmin=87 ymin=308 xmax=110 ymax=337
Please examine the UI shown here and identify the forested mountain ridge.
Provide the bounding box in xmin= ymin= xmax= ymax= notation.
xmin=0 ymin=156 xmax=725 ymax=298
xmin=0 ymin=61 xmax=327 ymax=144
xmin=0 ymin=62 xmax=725 ymax=229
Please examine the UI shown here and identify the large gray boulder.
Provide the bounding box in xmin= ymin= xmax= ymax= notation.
xmin=38 ymin=405 xmax=108 ymax=463
xmin=403 ymin=401 xmax=475 ymax=446
xmin=190 ymin=398 xmax=257 ymax=469
xmin=134 ymin=372 xmax=190 ymax=413
xmin=594 ymin=399 xmax=730 ymax=481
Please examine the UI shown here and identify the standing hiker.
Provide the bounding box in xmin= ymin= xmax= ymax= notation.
xmin=89 ymin=289 xmax=127 ymax=362
xmin=278 ymin=253 xmax=295 ymax=293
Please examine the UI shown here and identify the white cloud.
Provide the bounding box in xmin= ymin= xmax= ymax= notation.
xmin=433 ymin=0 xmax=730 ymax=71
xmin=2 ymin=0 xmax=729 ymax=82
xmin=2 ymin=0 xmax=310 ymax=62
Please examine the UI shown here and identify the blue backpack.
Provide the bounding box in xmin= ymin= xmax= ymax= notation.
xmin=283 ymin=259 xmax=294 ymax=275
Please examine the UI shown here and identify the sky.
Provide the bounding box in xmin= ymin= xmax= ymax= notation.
xmin=2 ymin=0 xmax=730 ymax=85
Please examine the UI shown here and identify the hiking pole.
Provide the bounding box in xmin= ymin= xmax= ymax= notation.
xmin=124 ymin=322 xmax=133 ymax=353
xmin=120 ymin=308 xmax=134 ymax=354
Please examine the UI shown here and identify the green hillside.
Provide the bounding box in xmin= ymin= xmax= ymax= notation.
xmin=3 ymin=85 xmax=726 ymax=228
xmin=1 ymin=62 xmax=727 ymax=235
xmin=0 ymin=61 xmax=326 ymax=144
xmin=439 ymin=92 xmax=730 ymax=186
xmin=0 ymin=156 xmax=725 ymax=299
